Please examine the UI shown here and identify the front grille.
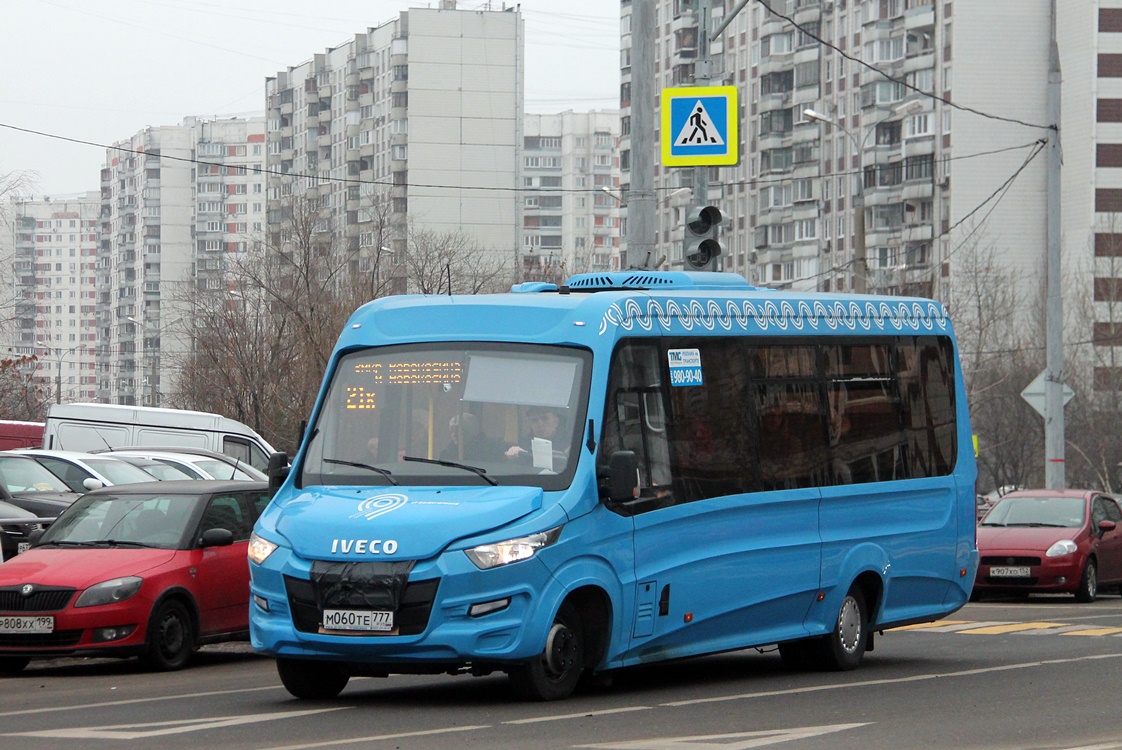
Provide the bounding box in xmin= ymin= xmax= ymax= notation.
xmin=981 ymin=556 xmax=1041 ymax=566
xmin=284 ymin=563 xmax=439 ymax=637
xmin=0 ymin=587 xmax=76 ymax=613
xmin=0 ymin=630 xmax=83 ymax=649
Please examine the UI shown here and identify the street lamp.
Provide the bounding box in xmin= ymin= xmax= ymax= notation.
xmin=804 ymin=102 xmax=926 ymax=295
xmin=48 ymin=345 xmax=86 ymax=404
xmin=803 ymin=108 xmax=869 ymax=294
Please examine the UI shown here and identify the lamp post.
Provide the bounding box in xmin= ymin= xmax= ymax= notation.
xmin=803 ymin=108 xmax=869 ymax=294
xmin=49 ymin=345 xmax=85 ymax=404
xmin=127 ymin=316 xmax=159 ymax=407
xmin=372 ymin=246 xmax=394 ymax=299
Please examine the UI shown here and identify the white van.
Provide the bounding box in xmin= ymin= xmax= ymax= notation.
xmin=43 ymin=403 xmax=275 ymax=471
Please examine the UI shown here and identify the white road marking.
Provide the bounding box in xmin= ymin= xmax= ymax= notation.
xmin=0 ymin=684 xmax=281 ymax=718
xmin=574 ymin=724 xmax=870 ymax=749
xmin=505 ymin=706 xmax=653 ymax=724
xmin=6 ymin=707 xmax=348 ymax=740
xmin=660 ymin=652 xmax=1122 ymax=707
xmin=261 ymin=725 xmax=491 ymax=750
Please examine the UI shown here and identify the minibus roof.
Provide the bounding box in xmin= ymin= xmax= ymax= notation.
xmin=336 ymin=272 xmax=952 ymax=351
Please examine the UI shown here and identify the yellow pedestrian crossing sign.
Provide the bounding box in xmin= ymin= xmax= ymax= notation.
xmin=662 ymin=85 xmax=739 ymax=167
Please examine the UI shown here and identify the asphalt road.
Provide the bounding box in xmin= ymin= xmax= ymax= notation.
xmin=3 ymin=595 xmax=1122 ymax=750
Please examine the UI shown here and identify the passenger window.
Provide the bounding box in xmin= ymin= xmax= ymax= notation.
xmin=664 ymin=338 xmax=753 ymax=502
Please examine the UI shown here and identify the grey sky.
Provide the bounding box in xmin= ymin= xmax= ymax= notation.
xmin=1 ymin=0 xmax=619 ymax=197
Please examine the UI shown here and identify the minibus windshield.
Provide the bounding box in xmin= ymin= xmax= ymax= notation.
xmin=299 ymin=342 xmax=592 ymax=491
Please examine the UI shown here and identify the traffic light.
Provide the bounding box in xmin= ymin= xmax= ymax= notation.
xmin=683 ymin=205 xmax=723 ymax=270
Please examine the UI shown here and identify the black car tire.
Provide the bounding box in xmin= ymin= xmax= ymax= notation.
xmin=0 ymin=656 xmax=30 ymax=675
xmin=781 ymin=586 xmax=869 ymax=672
xmin=509 ymin=601 xmax=585 ymax=701
xmin=140 ymin=598 xmax=196 ymax=671
xmin=1075 ymin=559 xmax=1098 ymax=603
xmin=277 ymin=658 xmax=350 ymax=699
xmin=820 ymin=587 xmax=868 ymax=670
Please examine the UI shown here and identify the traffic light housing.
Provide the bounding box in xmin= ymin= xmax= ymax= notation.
xmin=684 ymin=205 xmax=723 ymax=270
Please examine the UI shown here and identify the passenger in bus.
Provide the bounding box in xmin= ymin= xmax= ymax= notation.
xmin=505 ymin=406 xmax=565 ymax=465
xmin=440 ymin=413 xmax=504 ymax=463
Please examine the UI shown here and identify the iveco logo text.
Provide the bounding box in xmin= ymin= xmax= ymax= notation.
xmin=330 ymin=538 xmax=399 ymax=555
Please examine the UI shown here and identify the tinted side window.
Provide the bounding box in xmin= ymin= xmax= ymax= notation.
xmin=824 ymin=343 xmax=906 ymax=484
xmin=665 ymin=338 xmax=754 ymax=502
xmin=752 ymin=344 xmax=830 ymax=490
xmin=898 ymin=337 xmax=957 ymax=478
xmin=200 ymin=494 xmax=250 ymax=540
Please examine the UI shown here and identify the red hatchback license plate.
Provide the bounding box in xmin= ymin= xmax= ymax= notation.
xmin=990 ymin=566 xmax=1031 ymax=577
xmin=0 ymin=615 xmax=54 ymax=634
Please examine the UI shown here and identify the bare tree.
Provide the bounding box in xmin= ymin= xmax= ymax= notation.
xmin=170 ymin=194 xmax=369 ymax=452
xmin=168 ymin=193 xmax=517 ymax=453
xmin=402 ymin=221 xmax=514 ymax=295
xmin=1062 ymin=222 xmax=1122 ymax=491
xmin=947 ymin=234 xmax=1043 ymax=493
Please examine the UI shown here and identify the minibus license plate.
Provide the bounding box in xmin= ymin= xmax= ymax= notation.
xmin=322 ymin=609 xmax=394 ymax=632
xmin=0 ymin=615 xmax=53 ymax=634
xmin=17 ymin=542 xmax=29 ymax=555
xmin=990 ymin=566 xmax=1030 ymax=577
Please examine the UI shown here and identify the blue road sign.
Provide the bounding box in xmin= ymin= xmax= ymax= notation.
xmin=661 ymin=85 xmax=739 ymax=167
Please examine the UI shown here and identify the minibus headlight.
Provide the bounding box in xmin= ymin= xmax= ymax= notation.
xmin=248 ymin=532 xmax=279 ymax=565
xmin=465 ymin=527 xmax=562 ymax=570
xmin=1046 ymin=540 xmax=1078 ymax=558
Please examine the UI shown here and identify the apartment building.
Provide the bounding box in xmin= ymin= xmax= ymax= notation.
xmin=264 ymin=3 xmax=523 ymax=284
xmin=619 ymin=0 xmax=1059 ymax=301
xmin=97 ymin=116 xmax=267 ymax=406
xmin=1 ymin=192 xmax=101 ymax=404
xmin=522 ymin=110 xmax=622 ymax=280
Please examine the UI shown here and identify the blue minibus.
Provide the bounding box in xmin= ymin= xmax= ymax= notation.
xmin=248 ymin=270 xmax=978 ymax=701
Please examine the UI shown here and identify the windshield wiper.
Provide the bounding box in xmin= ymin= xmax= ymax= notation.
xmin=323 ymin=458 xmax=399 ymax=486
xmin=39 ymin=540 xmax=98 ymax=547
xmin=401 ymin=456 xmax=498 ymax=486
xmin=102 ymin=539 xmax=159 ymax=548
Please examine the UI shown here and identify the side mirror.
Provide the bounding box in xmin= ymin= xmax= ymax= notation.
xmin=82 ymin=477 xmax=105 ymax=491
xmin=1098 ymin=519 xmax=1117 ymax=534
xmin=28 ymin=528 xmax=45 ymax=546
xmin=267 ymin=451 xmax=290 ymax=492
xmin=605 ymin=451 xmax=639 ymax=503
xmin=200 ymin=528 xmax=234 ymax=547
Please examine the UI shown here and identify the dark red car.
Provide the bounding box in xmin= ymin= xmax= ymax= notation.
xmin=0 ymin=480 xmax=272 ymax=674
xmin=974 ymin=489 xmax=1122 ymax=602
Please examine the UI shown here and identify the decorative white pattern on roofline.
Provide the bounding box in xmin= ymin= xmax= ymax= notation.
xmin=598 ymin=298 xmax=950 ymax=336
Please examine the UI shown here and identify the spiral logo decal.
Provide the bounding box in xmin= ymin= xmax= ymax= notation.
xmin=599 ymin=297 xmax=949 ymax=336
xmin=350 ymin=493 xmax=408 ymax=521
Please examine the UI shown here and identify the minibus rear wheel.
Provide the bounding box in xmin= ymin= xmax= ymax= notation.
xmin=779 ymin=586 xmax=868 ymax=672
xmin=820 ymin=586 xmax=868 ymax=670
xmin=509 ymin=601 xmax=584 ymax=701
xmin=277 ymin=658 xmax=350 ymax=699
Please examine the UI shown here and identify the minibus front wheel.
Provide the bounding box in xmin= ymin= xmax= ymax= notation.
xmin=508 ymin=601 xmax=584 ymax=701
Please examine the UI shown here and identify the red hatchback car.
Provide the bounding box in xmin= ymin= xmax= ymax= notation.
xmin=0 ymin=480 xmax=272 ymax=674
xmin=975 ymin=489 xmax=1122 ymax=602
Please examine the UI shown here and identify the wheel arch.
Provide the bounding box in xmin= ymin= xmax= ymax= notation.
xmin=531 ymin=555 xmax=621 ymax=670
xmin=146 ymin=586 xmax=200 ymax=640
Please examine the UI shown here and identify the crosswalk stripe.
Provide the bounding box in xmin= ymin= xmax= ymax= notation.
xmin=958 ymin=622 xmax=1067 ymax=635
xmin=892 ymin=619 xmax=1122 ymax=637
xmin=1061 ymin=627 xmax=1122 ymax=636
